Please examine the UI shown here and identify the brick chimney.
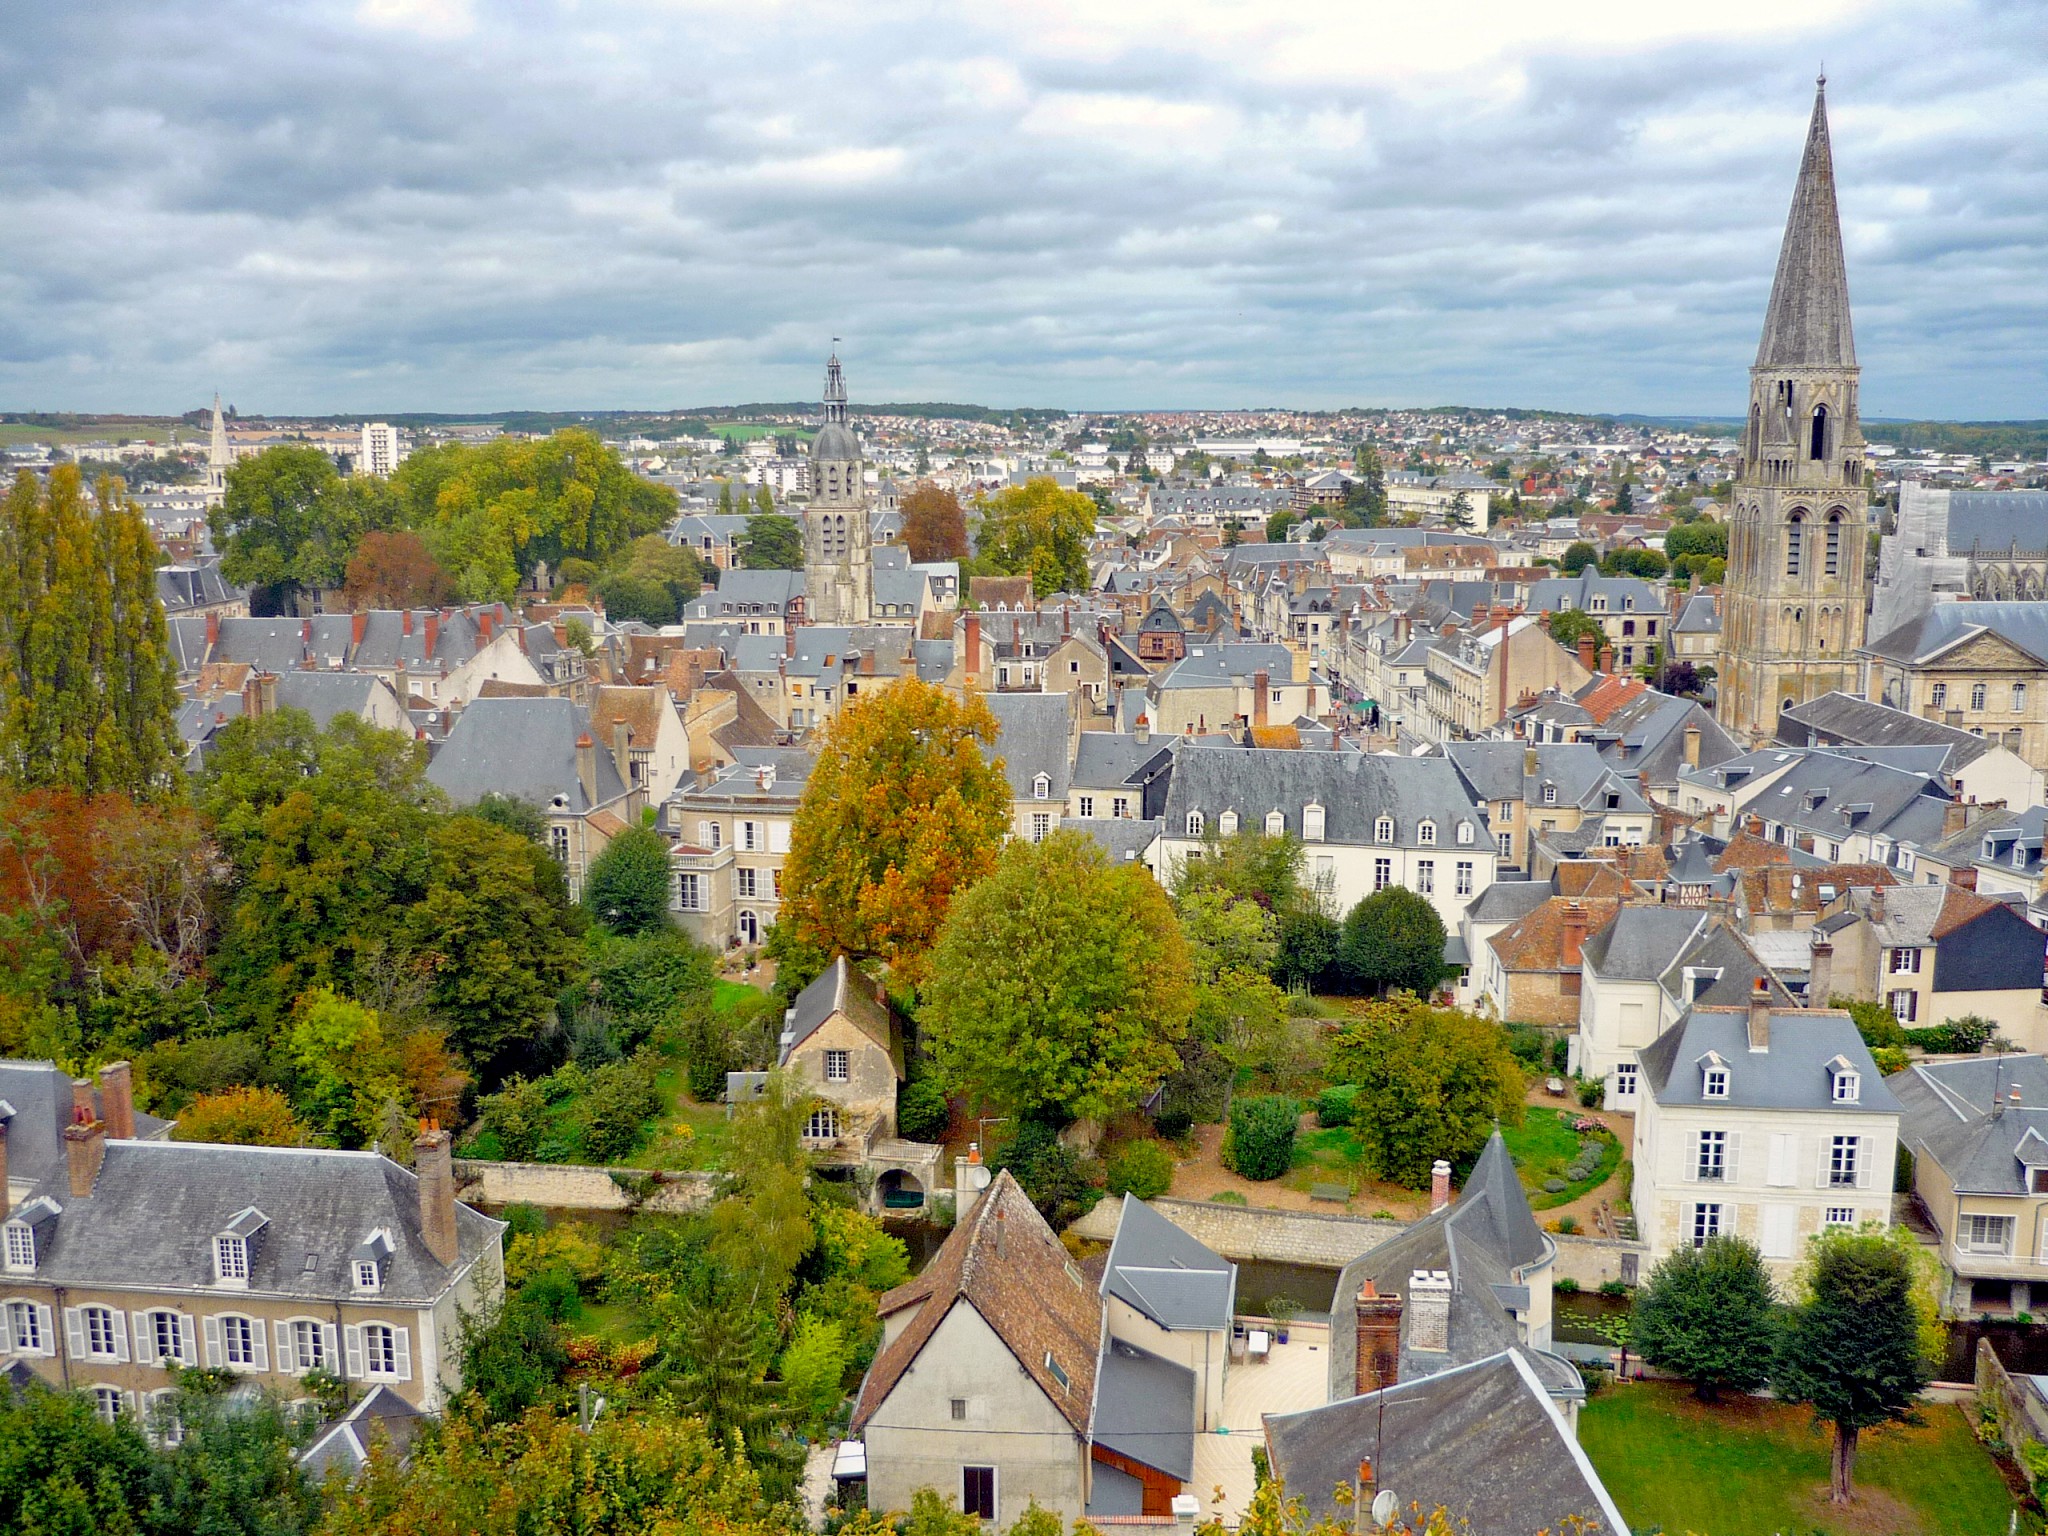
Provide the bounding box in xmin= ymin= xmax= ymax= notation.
xmin=610 ymin=716 xmax=632 ymax=781
xmin=1430 ymin=1158 xmax=1453 ymax=1212
xmin=1598 ymin=644 xmax=1614 ymax=674
xmin=576 ymin=732 xmax=599 ymax=806
xmin=65 ymin=1115 xmax=105 ymax=1198
xmin=205 ymin=609 xmax=220 ymax=650
xmin=352 ymin=611 xmax=368 ymax=646
xmin=1561 ymin=902 xmax=1589 ymax=969
xmin=1408 ymin=1269 xmax=1452 ymax=1354
xmin=964 ymin=612 xmax=982 ymax=684
xmin=1808 ymin=937 xmax=1833 ymax=1007
xmin=478 ymin=610 xmax=494 ymax=642
xmin=425 ymin=613 xmax=440 ymax=657
xmin=1748 ymin=976 xmax=1772 ymax=1052
xmin=413 ymin=1123 xmax=460 ymax=1267
xmin=1576 ymin=631 xmax=1596 ymax=673
xmin=1252 ymin=670 xmax=1270 ymax=729
xmin=1355 ymin=1281 xmax=1405 ymax=1393
xmin=98 ymin=1061 xmax=135 ymax=1141
xmin=1943 ymin=799 xmax=1972 ymax=840
xmin=403 ymin=609 xmax=415 ymax=636
xmin=0 ymin=1107 xmax=12 ymax=1220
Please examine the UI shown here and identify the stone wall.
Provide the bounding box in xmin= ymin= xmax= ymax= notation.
xmin=453 ymin=1159 xmax=716 ymax=1214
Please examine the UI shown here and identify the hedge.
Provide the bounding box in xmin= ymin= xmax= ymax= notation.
xmin=1106 ymin=1140 xmax=1176 ymax=1200
xmin=1316 ymin=1083 xmax=1360 ymax=1128
xmin=1224 ymin=1095 xmax=1299 ymax=1181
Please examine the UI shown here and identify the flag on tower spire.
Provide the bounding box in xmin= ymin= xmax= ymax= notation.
xmin=1754 ymin=78 xmax=1856 ymax=370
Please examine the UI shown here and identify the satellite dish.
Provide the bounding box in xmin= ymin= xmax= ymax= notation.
xmin=1370 ymin=1489 xmax=1399 ymax=1528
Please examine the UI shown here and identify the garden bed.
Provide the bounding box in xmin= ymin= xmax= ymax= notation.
xmin=1500 ymin=1106 xmax=1622 ymax=1210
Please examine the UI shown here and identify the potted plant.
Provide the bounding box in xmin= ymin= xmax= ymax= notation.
xmin=1268 ymin=1295 xmax=1300 ymax=1345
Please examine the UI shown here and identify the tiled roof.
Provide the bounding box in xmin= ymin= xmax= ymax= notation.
xmin=1488 ymin=897 xmax=1619 ymax=972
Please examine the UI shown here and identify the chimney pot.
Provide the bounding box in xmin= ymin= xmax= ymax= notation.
xmin=1748 ymin=976 xmax=1772 ymax=1052
xmin=1430 ymin=1158 xmax=1453 ymax=1212
xmin=413 ymin=1124 xmax=460 ymax=1267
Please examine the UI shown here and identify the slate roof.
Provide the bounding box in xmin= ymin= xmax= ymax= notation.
xmin=1946 ymin=492 xmax=2048 ymax=555
xmin=685 ymin=570 xmax=804 ymax=621
xmin=982 ymin=692 xmax=1074 ymax=801
xmin=853 ymin=1169 xmax=1100 ymax=1437
xmin=1445 ymin=741 xmax=1642 ymax=815
xmin=1864 ymin=601 xmax=2048 ymax=668
xmin=1578 ymin=908 xmax=1710 ymax=981
xmin=779 ymin=956 xmax=898 ymax=1070
xmin=1068 ymin=817 xmax=1164 ymax=865
xmin=300 ymin=1384 xmax=426 ymax=1479
xmin=21 ymin=1141 xmax=501 ymax=1302
xmin=1524 ymin=570 xmax=1663 ymax=618
xmin=0 ymin=1062 xmax=172 ymax=1189
xmin=1267 ymin=1350 xmax=1629 ymax=1534
xmin=424 ymin=697 xmax=628 ymax=812
xmin=1463 ymin=880 xmax=1554 ymax=925
xmin=1671 ymin=593 xmax=1721 ymax=635
xmin=1778 ymin=690 xmax=1988 ymax=766
xmin=1638 ymin=1006 xmax=1900 ymax=1114
xmin=1100 ymin=1194 xmax=1236 ymax=1331
xmin=1091 ymin=1338 xmax=1196 ymax=1480
xmin=1154 ymin=746 xmax=1484 ymax=849
xmin=1894 ymin=1055 xmax=2048 ymax=1196
xmin=1071 ymin=731 xmax=1161 ymax=789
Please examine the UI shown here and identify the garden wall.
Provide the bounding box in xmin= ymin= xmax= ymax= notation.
xmin=453 ymin=1158 xmax=717 ymax=1214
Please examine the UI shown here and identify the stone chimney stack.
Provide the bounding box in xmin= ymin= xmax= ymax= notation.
xmin=1576 ymin=631 xmax=1597 ymax=673
xmin=1808 ymin=937 xmax=1834 ymax=1006
xmin=413 ymin=1122 xmax=460 ymax=1268
xmin=98 ymin=1061 xmax=135 ymax=1141
xmin=575 ymin=732 xmax=599 ymax=806
xmin=1354 ymin=1280 xmax=1405 ymax=1393
xmin=611 ymin=717 xmax=632 ymax=781
xmin=1135 ymin=713 xmax=1150 ymax=747
xmin=1408 ymin=1269 xmax=1453 ymax=1354
xmin=1561 ymin=902 xmax=1589 ymax=969
xmin=1943 ymin=799 xmax=1972 ymax=840
xmin=1748 ymin=976 xmax=1772 ymax=1052
xmin=1252 ymin=670 xmax=1270 ymax=730
xmin=65 ymin=1115 xmax=105 ymax=1199
xmin=1430 ymin=1158 xmax=1453 ymax=1212
xmin=1684 ymin=722 xmax=1702 ymax=771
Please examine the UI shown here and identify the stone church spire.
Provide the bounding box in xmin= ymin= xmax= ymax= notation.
xmin=1755 ymin=79 xmax=1856 ymax=370
xmin=804 ymin=348 xmax=872 ymax=628
xmin=205 ymin=392 xmax=230 ymax=507
xmin=822 ymin=348 xmax=849 ymax=427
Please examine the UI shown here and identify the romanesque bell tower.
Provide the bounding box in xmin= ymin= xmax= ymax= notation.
xmin=804 ymin=351 xmax=874 ymax=627
xmin=1717 ymin=79 xmax=1870 ymax=740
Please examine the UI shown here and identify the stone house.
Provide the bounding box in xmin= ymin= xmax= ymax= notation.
xmin=1478 ymin=896 xmax=1621 ymax=1027
xmin=1446 ymin=741 xmax=1651 ymax=875
xmin=666 ymin=748 xmax=810 ymax=950
xmin=588 ymin=685 xmax=692 ymax=803
xmin=779 ymin=958 xmax=905 ymax=1164
xmin=1863 ymin=602 xmax=2048 ymax=771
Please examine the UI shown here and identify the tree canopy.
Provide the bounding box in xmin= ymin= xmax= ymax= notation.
xmin=778 ymin=679 xmax=1011 ymax=984
xmin=213 ymin=446 xmax=397 ymax=614
xmin=595 ymin=534 xmax=702 ymax=625
xmin=900 ymin=484 xmax=968 ymax=563
xmin=974 ymin=477 xmax=1093 ymax=596
xmin=1546 ymin=607 xmax=1604 ymax=651
xmin=1631 ymin=1234 xmax=1779 ymax=1400
xmin=1339 ymin=885 xmax=1449 ymax=996
xmin=583 ymin=825 xmax=676 ymax=937
xmin=739 ymin=513 xmax=804 ymax=571
xmin=342 ymin=528 xmax=453 ymax=610
xmin=923 ymin=830 xmax=1194 ymax=1123
xmin=1323 ymin=995 xmax=1525 ymax=1186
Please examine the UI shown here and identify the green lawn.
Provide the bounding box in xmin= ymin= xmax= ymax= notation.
xmin=1500 ymin=1106 xmax=1621 ymax=1209
xmin=1580 ymin=1382 xmax=2028 ymax=1535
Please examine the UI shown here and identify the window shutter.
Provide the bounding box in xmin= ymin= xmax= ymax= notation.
xmin=1725 ymin=1132 xmax=1741 ymax=1184
xmin=249 ymin=1319 xmax=268 ymax=1373
xmin=0 ymin=1305 xmax=13 ymax=1354
xmin=33 ymin=1305 xmax=53 ymax=1356
xmin=66 ymin=1308 xmax=86 ymax=1360
xmin=203 ymin=1315 xmax=223 ymax=1369
xmin=134 ymin=1311 xmax=156 ymax=1365
xmin=1760 ymin=1204 xmax=1795 ymax=1259
xmin=1817 ymin=1142 xmax=1832 ymax=1188
xmin=392 ymin=1326 xmax=411 ymax=1383
xmin=176 ymin=1314 xmax=197 ymax=1367
xmin=1767 ymin=1133 xmax=1795 ymax=1188
xmin=1856 ymin=1137 xmax=1871 ymax=1190
xmin=274 ymin=1321 xmax=294 ymax=1374
xmin=322 ymin=1324 xmax=339 ymax=1374
xmin=344 ymin=1325 xmax=363 ymax=1380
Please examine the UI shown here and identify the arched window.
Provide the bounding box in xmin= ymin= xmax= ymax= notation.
xmin=1748 ymin=403 xmax=1761 ymax=461
xmin=1186 ymin=811 xmax=1204 ymax=838
xmin=1810 ymin=403 xmax=1829 ymax=461
xmin=1786 ymin=513 xmax=1804 ymax=578
xmin=1218 ymin=809 xmax=1239 ymax=835
xmin=1032 ymin=773 xmax=1051 ymax=801
xmin=1264 ymin=810 xmax=1285 ymax=835
xmin=1824 ymin=514 xmax=1842 ymax=576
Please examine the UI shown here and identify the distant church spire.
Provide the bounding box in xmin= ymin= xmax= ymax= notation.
xmin=823 ymin=343 xmax=848 ymax=428
xmin=205 ymin=392 xmax=230 ymax=506
xmin=1754 ymin=78 xmax=1856 ymax=370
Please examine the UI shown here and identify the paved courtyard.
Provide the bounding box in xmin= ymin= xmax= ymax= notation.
xmin=1190 ymin=1320 xmax=1332 ymax=1527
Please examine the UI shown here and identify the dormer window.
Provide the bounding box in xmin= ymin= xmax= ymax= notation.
xmin=1832 ymin=1071 xmax=1860 ymax=1103
xmin=1032 ymin=773 xmax=1051 ymax=801
xmin=213 ymin=1208 xmax=267 ymax=1288
xmin=1418 ymin=819 xmax=1436 ymax=846
xmin=2 ymin=1221 xmax=33 ymax=1274
xmin=351 ymin=1231 xmax=394 ymax=1294
xmin=1703 ymin=1064 xmax=1729 ymax=1099
xmin=1541 ymin=783 xmax=1557 ymax=806
xmin=1374 ymin=816 xmax=1395 ymax=844
xmin=1303 ymin=804 xmax=1325 ymax=842
xmin=1186 ymin=811 xmax=1204 ymax=838
xmin=1219 ymin=810 xmax=1239 ymax=835
xmin=1456 ymin=821 xmax=1474 ymax=846
xmin=1265 ymin=810 xmax=1286 ymax=835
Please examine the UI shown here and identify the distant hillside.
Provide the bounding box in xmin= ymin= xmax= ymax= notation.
xmin=1862 ymin=420 xmax=2048 ymax=461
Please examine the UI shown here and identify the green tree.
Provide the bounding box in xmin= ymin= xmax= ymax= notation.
xmin=777 ymin=1313 xmax=848 ymax=1438
xmin=1265 ymin=508 xmax=1300 ymax=542
xmin=1664 ymin=519 xmax=1729 ymax=561
xmin=1774 ymin=1227 xmax=1936 ymax=1504
xmin=1600 ymin=547 xmax=1668 ymax=579
xmin=0 ymin=467 xmax=180 ymax=797
xmin=596 ymin=534 xmax=701 ymax=625
xmin=582 ymin=826 xmax=675 ymax=937
xmin=286 ymin=987 xmax=405 ymax=1146
xmin=457 ymin=1295 xmax=570 ymax=1423
xmin=1223 ymin=1093 xmax=1297 ymax=1180
xmin=211 ymin=446 xmax=394 ymax=614
xmin=739 ymin=513 xmax=803 ymax=571
xmin=1560 ymin=540 xmax=1598 ymax=575
xmin=1325 ymin=996 xmax=1525 ymax=1186
xmin=1546 ymin=607 xmax=1605 ymax=652
xmin=975 ymin=477 xmax=1093 ymax=593
xmin=171 ymin=1087 xmax=308 ymax=1147
xmin=923 ymin=831 xmax=1195 ymax=1123
xmin=1446 ymin=490 xmax=1474 ymax=531
xmin=0 ymin=1381 xmax=152 ymax=1535
xmin=1339 ymin=886 xmax=1449 ymax=996
xmin=1631 ymin=1234 xmax=1780 ymax=1401
xmin=754 ymin=484 xmax=774 ymax=516
xmin=780 ymin=679 xmax=1011 ymax=985
xmin=142 ymin=1382 xmax=319 ymax=1536
xmin=1613 ymin=481 xmax=1634 ymax=515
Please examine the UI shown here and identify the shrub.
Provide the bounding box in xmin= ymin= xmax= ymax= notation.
xmin=1839 ymin=997 xmax=1907 ymax=1051
xmin=1106 ymin=1139 xmax=1175 ymax=1200
xmin=1556 ymin=1215 xmax=1579 ymax=1235
xmin=580 ymin=1056 xmax=663 ymax=1164
xmin=1872 ymin=1046 xmax=1909 ymax=1076
xmin=1316 ymin=1083 xmax=1360 ymax=1128
xmin=1599 ymin=1279 xmax=1628 ymax=1297
xmin=1153 ymin=1107 xmax=1194 ymax=1140
xmin=1224 ymin=1095 xmax=1299 ymax=1181
xmin=478 ymin=1076 xmax=551 ymax=1161
xmin=1556 ymin=1276 xmax=1581 ymax=1294
xmin=997 ymin=1121 xmax=1102 ymax=1228
xmin=1905 ymin=1014 xmax=1998 ymax=1054
xmin=1575 ymin=1076 xmax=1605 ymax=1109
xmin=1209 ymin=1190 xmax=1249 ymax=1206
xmin=896 ymin=1079 xmax=950 ymax=1143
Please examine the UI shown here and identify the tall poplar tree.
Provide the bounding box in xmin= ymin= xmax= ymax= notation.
xmin=0 ymin=466 xmax=178 ymax=798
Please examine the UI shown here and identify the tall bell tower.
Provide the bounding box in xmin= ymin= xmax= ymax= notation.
xmin=804 ymin=350 xmax=873 ymax=627
xmin=1717 ymin=79 xmax=1870 ymax=741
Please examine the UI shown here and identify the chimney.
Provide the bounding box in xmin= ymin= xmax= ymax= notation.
xmin=478 ymin=610 xmax=494 ymax=642
xmin=352 ymin=611 xmax=368 ymax=646
xmin=257 ymin=672 xmax=277 ymax=717
xmin=955 ymin=1146 xmax=992 ymax=1222
xmin=1598 ymin=644 xmax=1615 ymax=675
xmin=403 ymin=610 xmax=415 ymax=636
xmin=1408 ymin=1270 xmax=1452 ymax=1354
xmin=205 ymin=609 xmax=220 ymax=649
xmin=1135 ymin=713 xmax=1150 ymax=746
xmin=1561 ymin=902 xmax=1589 ymax=968
xmin=394 ymin=660 xmax=409 ymax=706
xmin=1943 ymin=799 xmax=1971 ymax=840
xmin=1430 ymin=1158 xmax=1453 ymax=1212
xmin=611 ymin=716 xmax=632 ymax=780
xmin=413 ymin=1122 xmax=460 ymax=1267
xmin=425 ymin=613 xmax=440 ymax=657
xmin=1748 ymin=976 xmax=1772 ymax=1052
xmin=0 ymin=1108 xmax=12 ymax=1220
xmin=576 ymin=732 xmax=599 ymax=805
xmin=98 ymin=1061 xmax=135 ymax=1141
xmin=964 ymin=612 xmax=982 ymax=683
xmin=1869 ymin=886 xmax=1885 ymax=922
xmin=1808 ymin=937 xmax=1833 ymax=1007
xmin=1355 ymin=1280 xmax=1405 ymax=1393
xmin=1253 ymin=669 xmax=1270 ymax=730
xmin=65 ymin=1116 xmax=105 ymax=1199
xmin=1576 ymin=631 xmax=1596 ymax=674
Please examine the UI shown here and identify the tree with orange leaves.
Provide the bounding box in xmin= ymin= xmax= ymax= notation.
xmin=777 ymin=678 xmax=1011 ymax=987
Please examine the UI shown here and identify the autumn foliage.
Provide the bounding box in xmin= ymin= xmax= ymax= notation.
xmin=899 ymin=483 xmax=968 ymax=563
xmin=344 ymin=528 xmax=454 ymax=609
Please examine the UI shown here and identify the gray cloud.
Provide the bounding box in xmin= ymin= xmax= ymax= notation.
xmin=0 ymin=0 xmax=2042 ymax=416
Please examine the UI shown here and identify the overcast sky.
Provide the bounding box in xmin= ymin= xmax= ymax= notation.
xmin=1 ymin=1 xmax=2042 ymax=419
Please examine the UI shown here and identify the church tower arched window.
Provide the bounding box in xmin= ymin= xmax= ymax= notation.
xmin=1786 ymin=513 xmax=1804 ymax=578
xmin=1824 ymin=513 xmax=1842 ymax=576
xmin=1809 ymin=404 xmax=1829 ymax=461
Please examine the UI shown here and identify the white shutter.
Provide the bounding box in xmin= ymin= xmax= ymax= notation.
xmin=343 ymin=1325 xmax=363 ymax=1380
xmin=322 ymin=1323 xmax=339 ymax=1375
xmin=111 ymin=1310 xmax=128 ymax=1364
xmin=274 ymin=1320 xmax=294 ymax=1374
xmin=35 ymin=1305 xmax=53 ymax=1357
xmin=249 ymin=1318 xmax=268 ymax=1373
xmin=1761 ymin=1204 xmax=1796 ymax=1259
xmin=0 ymin=1304 xmax=13 ymax=1354
xmin=391 ymin=1326 xmax=411 ymax=1383
xmin=1855 ymin=1136 xmax=1872 ymax=1190
xmin=1725 ymin=1132 xmax=1741 ymax=1185
xmin=1684 ymin=1133 xmax=1698 ymax=1182
xmin=65 ymin=1308 xmax=86 ymax=1360
xmin=203 ymin=1316 xmax=224 ymax=1369
xmin=1817 ymin=1141 xmax=1832 ymax=1188
xmin=133 ymin=1311 xmax=156 ymax=1365
xmin=1767 ymin=1133 xmax=1795 ymax=1187
xmin=176 ymin=1314 xmax=197 ymax=1367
